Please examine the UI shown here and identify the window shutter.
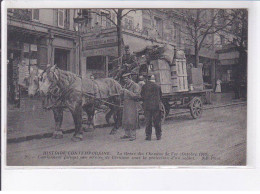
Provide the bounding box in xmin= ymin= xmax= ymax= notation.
xmin=58 ymin=9 xmax=64 ymax=28
xmin=54 ymin=9 xmax=58 ymax=26
xmin=32 ymin=9 xmax=39 ymax=20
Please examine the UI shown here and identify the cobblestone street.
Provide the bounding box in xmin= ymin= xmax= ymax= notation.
xmin=7 ymin=101 xmax=246 ymax=166
xmin=6 ymin=92 xmax=243 ymax=142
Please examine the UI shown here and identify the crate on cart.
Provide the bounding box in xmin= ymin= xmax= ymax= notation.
xmin=170 ymin=58 xmax=189 ymax=92
xmin=171 ymin=59 xmax=187 ymax=76
xmin=171 ymin=75 xmax=188 ymax=92
xmin=150 ymin=59 xmax=173 ymax=94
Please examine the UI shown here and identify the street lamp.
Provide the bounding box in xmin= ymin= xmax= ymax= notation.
xmin=47 ymin=29 xmax=55 ymax=65
xmin=73 ymin=12 xmax=86 ymax=76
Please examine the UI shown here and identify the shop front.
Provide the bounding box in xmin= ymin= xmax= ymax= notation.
xmin=82 ymin=34 xmax=118 ymax=78
xmin=217 ymin=49 xmax=240 ymax=92
xmin=7 ymin=25 xmax=76 ymax=107
xmin=7 ymin=27 xmax=49 ymax=105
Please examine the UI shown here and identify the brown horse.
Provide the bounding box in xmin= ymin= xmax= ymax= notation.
xmin=29 ymin=65 xmax=122 ymax=141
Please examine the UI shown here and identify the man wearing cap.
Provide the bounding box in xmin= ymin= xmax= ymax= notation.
xmin=141 ymin=73 xmax=162 ymax=140
xmin=120 ymin=73 xmax=141 ymax=141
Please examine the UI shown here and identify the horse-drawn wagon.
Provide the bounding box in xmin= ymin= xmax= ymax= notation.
xmin=132 ymin=45 xmax=213 ymax=123
xmin=27 ymin=44 xmax=212 ymax=141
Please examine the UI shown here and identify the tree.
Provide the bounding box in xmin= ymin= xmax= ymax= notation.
xmin=221 ymin=9 xmax=248 ymax=79
xmin=87 ymin=9 xmax=139 ymax=66
xmin=174 ymin=9 xmax=232 ymax=67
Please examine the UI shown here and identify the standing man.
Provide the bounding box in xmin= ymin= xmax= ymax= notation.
xmin=141 ymin=74 xmax=162 ymax=141
xmin=120 ymin=73 xmax=141 ymax=141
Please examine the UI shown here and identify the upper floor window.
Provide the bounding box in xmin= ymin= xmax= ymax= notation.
xmin=82 ymin=9 xmax=91 ymax=25
xmin=101 ymin=12 xmax=108 ymax=28
xmin=58 ymin=9 xmax=64 ymax=28
xmin=32 ymin=9 xmax=39 ymax=21
xmin=124 ymin=16 xmax=134 ymax=30
xmin=220 ymin=35 xmax=225 ymax=45
xmin=154 ymin=16 xmax=163 ymax=37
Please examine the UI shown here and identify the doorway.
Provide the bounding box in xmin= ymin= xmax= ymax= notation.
xmin=54 ymin=48 xmax=69 ymax=70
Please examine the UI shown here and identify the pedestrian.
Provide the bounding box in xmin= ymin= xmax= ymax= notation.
xmin=120 ymin=73 xmax=141 ymax=141
xmin=141 ymin=73 xmax=162 ymax=141
xmin=90 ymin=74 xmax=95 ymax=81
xmin=215 ymin=79 xmax=222 ymax=93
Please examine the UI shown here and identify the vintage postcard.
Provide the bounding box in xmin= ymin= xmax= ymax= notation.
xmin=3 ymin=2 xmax=248 ymax=167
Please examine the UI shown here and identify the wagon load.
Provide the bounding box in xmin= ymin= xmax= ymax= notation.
xmin=170 ymin=56 xmax=189 ymax=92
xmin=134 ymin=44 xmax=175 ymax=64
xmin=142 ymin=46 xmax=188 ymax=93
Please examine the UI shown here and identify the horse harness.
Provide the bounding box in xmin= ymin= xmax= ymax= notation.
xmin=42 ymin=68 xmax=77 ymax=110
xmin=42 ymin=67 xmax=122 ymax=110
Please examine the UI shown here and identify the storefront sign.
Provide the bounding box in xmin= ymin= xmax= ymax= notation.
xmin=219 ymin=51 xmax=239 ymax=60
xmin=24 ymin=58 xmax=30 ymax=66
xmin=220 ymin=58 xmax=239 ymax=65
xmin=30 ymin=44 xmax=38 ymax=51
xmin=23 ymin=43 xmax=30 ymax=52
xmin=30 ymin=59 xmax=37 ymax=65
xmin=83 ymin=46 xmax=118 ymax=57
xmin=83 ymin=36 xmax=118 ymax=50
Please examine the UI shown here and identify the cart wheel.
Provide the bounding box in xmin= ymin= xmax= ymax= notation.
xmin=160 ymin=102 xmax=166 ymax=124
xmin=190 ymin=97 xmax=203 ymax=119
xmin=163 ymin=101 xmax=171 ymax=117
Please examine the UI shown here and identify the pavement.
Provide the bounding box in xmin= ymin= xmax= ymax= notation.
xmin=7 ymin=103 xmax=247 ymax=166
xmin=6 ymin=92 xmax=246 ymax=143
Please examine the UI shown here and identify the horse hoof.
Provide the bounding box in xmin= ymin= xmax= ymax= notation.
xmin=83 ymin=127 xmax=88 ymax=132
xmin=109 ymin=129 xmax=117 ymax=135
xmin=84 ymin=126 xmax=95 ymax=132
xmin=71 ymin=135 xmax=83 ymax=142
xmin=52 ymin=131 xmax=63 ymax=139
xmin=55 ymin=134 xmax=63 ymax=139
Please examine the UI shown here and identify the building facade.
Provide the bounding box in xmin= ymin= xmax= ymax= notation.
xmin=78 ymin=9 xmax=183 ymax=78
xmin=7 ymin=9 xmax=79 ymax=104
xmin=7 ymin=8 xmax=243 ymax=99
xmin=78 ymin=9 xmax=222 ymax=89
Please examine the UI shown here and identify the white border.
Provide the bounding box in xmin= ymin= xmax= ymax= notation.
xmin=2 ymin=0 xmax=260 ymax=190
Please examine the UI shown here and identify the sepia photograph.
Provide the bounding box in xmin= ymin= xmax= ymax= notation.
xmin=4 ymin=6 xmax=248 ymax=166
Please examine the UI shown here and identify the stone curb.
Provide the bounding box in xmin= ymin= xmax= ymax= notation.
xmin=7 ymin=123 xmax=113 ymax=144
xmin=7 ymin=101 xmax=246 ymax=144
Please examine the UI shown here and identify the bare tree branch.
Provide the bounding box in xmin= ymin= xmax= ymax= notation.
xmin=120 ymin=9 xmax=137 ymax=19
xmin=112 ymin=9 xmax=118 ymax=15
xmin=89 ymin=9 xmax=117 ymax=26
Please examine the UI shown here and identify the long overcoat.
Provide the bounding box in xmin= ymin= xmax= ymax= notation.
xmin=122 ymin=80 xmax=141 ymax=130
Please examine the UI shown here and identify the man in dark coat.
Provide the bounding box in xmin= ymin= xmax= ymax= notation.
xmin=141 ymin=74 xmax=162 ymax=140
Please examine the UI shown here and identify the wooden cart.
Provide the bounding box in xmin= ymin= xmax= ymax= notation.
xmin=139 ymin=56 xmax=212 ymax=124
xmin=159 ymin=89 xmax=212 ymax=123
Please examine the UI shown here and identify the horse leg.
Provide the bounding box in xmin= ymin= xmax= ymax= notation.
xmin=71 ymin=104 xmax=83 ymax=142
xmin=110 ymin=103 xmax=122 ymax=135
xmin=82 ymin=104 xmax=95 ymax=132
xmin=109 ymin=96 xmax=123 ymax=135
xmin=52 ymin=108 xmax=64 ymax=139
xmin=105 ymin=107 xmax=113 ymax=124
xmin=82 ymin=104 xmax=88 ymax=132
xmin=89 ymin=104 xmax=95 ymax=131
